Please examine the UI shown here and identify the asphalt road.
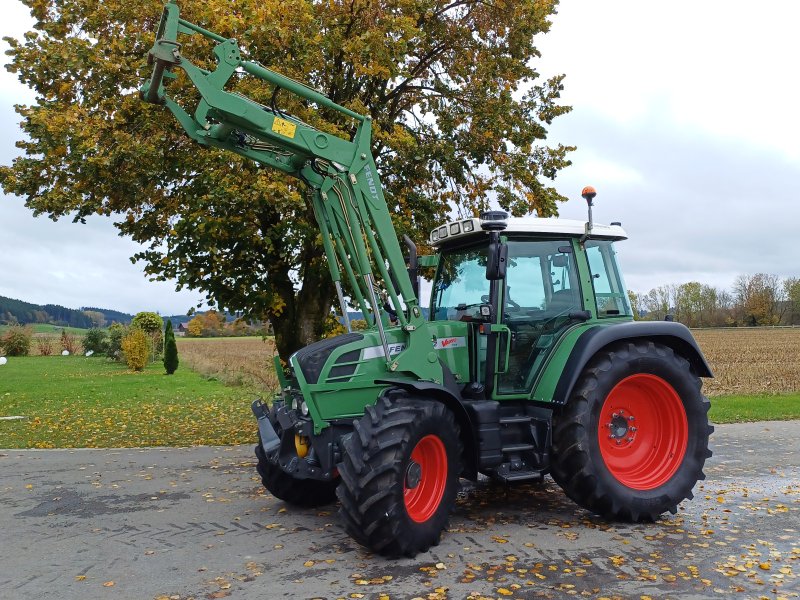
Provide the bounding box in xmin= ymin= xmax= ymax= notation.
xmin=1 ymin=421 xmax=798 ymax=600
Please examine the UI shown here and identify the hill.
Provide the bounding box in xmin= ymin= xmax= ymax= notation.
xmin=0 ymin=295 xmax=238 ymax=329
xmin=0 ymin=295 xmax=131 ymax=328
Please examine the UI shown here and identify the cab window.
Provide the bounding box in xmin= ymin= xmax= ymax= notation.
xmin=585 ymin=240 xmax=632 ymax=317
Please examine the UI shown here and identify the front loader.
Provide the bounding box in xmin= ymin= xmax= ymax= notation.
xmin=142 ymin=1 xmax=713 ymax=558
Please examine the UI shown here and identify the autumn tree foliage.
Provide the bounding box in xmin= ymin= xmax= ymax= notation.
xmin=1 ymin=0 xmax=573 ymax=361
xmin=186 ymin=311 xmax=226 ymax=337
xmin=121 ymin=328 xmax=149 ymax=371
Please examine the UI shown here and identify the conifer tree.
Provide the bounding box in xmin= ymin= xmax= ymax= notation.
xmin=163 ymin=320 xmax=179 ymax=375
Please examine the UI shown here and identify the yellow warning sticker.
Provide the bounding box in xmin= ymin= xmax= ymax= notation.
xmin=271 ymin=117 xmax=296 ymax=139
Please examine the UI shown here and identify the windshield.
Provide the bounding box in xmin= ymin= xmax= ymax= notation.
xmin=431 ymin=245 xmax=489 ymax=321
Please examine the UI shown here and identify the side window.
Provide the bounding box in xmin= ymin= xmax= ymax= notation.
xmin=505 ymin=255 xmax=546 ymax=311
xmin=586 ymin=241 xmax=631 ymax=317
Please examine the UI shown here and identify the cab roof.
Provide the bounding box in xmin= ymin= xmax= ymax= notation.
xmin=430 ymin=216 xmax=627 ymax=246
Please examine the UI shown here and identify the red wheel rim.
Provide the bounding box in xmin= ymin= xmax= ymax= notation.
xmin=598 ymin=374 xmax=688 ymax=490
xmin=404 ymin=435 xmax=448 ymax=523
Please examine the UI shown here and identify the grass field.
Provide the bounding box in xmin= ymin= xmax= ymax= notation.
xmin=1 ymin=327 xmax=798 ymax=449
xmin=0 ymin=356 xmax=255 ymax=448
xmin=0 ymin=324 xmax=89 ymax=335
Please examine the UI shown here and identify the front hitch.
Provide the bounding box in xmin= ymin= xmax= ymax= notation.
xmin=251 ymin=399 xmax=280 ymax=454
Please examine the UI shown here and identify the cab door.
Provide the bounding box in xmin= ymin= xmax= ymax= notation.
xmin=494 ymin=239 xmax=583 ymax=396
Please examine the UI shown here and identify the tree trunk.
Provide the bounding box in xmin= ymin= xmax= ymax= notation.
xmin=267 ymin=221 xmax=336 ymax=363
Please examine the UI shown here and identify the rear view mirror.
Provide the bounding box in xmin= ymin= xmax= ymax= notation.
xmin=552 ymin=254 xmax=569 ymax=268
xmin=486 ymin=241 xmax=508 ymax=280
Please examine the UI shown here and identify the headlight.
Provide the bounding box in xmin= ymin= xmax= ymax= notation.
xmin=300 ymin=401 xmax=310 ymax=416
xmin=290 ymin=397 xmax=299 ymax=411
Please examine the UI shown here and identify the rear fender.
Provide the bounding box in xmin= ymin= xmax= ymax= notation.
xmin=552 ymin=321 xmax=713 ymax=405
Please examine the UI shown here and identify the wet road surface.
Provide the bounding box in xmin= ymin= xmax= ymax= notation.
xmin=1 ymin=420 xmax=798 ymax=599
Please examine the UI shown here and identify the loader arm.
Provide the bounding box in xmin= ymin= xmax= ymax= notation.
xmin=141 ymin=1 xmax=437 ymax=379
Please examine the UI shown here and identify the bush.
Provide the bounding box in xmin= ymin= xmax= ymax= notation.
xmin=121 ymin=328 xmax=149 ymax=371
xmin=60 ymin=330 xmax=81 ymax=355
xmin=36 ymin=337 xmax=54 ymax=356
xmin=107 ymin=323 xmax=126 ymax=360
xmin=163 ymin=320 xmax=179 ymax=375
xmin=83 ymin=327 xmax=109 ymax=355
xmin=1 ymin=325 xmax=32 ymax=356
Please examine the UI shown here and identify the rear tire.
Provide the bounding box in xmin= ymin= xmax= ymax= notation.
xmin=254 ymin=436 xmax=338 ymax=507
xmin=550 ymin=341 xmax=713 ymax=521
xmin=337 ymin=394 xmax=462 ymax=557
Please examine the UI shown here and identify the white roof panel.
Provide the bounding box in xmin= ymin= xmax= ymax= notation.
xmin=430 ymin=217 xmax=627 ymax=246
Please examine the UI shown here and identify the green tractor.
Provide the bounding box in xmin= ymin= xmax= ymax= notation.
xmin=142 ymin=2 xmax=713 ymax=558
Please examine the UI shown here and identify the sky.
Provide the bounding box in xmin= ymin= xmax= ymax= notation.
xmin=1 ymin=0 xmax=799 ymax=315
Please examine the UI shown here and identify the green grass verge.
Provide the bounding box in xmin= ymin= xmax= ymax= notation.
xmin=1 ymin=356 xmax=798 ymax=449
xmin=0 ymin=324 xmax=90 ymax=335
xmin=0 ymin=356 xmax=256 ymax=449
xmin=708 ymin=393 xmax=800 ymax=424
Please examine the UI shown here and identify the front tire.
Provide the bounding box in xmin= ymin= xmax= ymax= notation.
xmin=337 ymin=394 xmax=462 ymax=557
xmin=550 ymin=341 xmax=713 ymax=521
xmin=254 ymin=436 xmax=338 ymax=507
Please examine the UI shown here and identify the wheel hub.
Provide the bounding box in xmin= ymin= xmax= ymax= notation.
xmin=405 ymin=461 xmax=422 ymax=489
xmin=606 ymin=410 xmax=636 ymax=445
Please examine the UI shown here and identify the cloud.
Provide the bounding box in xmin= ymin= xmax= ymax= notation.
xmin=542 ymin=105 xmax=799 ymax=293
xmin=0 ymin=198 xmax=205 ymax=314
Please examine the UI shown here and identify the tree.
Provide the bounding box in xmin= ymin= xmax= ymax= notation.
xmin=627 ymin=290 xmax=643 ymax=321
xmin=82 ymin=310 xmax=106 ymax=328
xmin=121 ymin=328 xmax=149 ymax=371
xmin=641 ymin=285 xmax=673 ymax=322
xmin=83 ymin=327 xmax=109 ymax=355
xmin=131 ymin=311 xmax=164 ymax=359
xmin=1 ymin=0 xmax=572 ymax=361
xmin=783 ymin=277 xmax=800 ymax=326
xmin=107 ymin=322 xmax=127 ymax=360
xmin=186 ymin=317 xmax=203 ymax=338
xmin=733 ymin=273 xmax=782 ymax=326
xmin=186 ymin=311 xmax=225 ymax=337
xmin=163 ymin=320 xmax=179 ymax=374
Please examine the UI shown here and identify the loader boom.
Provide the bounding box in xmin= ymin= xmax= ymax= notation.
xmin=142 ymin=1 xmax=436 ymax=378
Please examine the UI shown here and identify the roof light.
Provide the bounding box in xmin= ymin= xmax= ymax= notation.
xmin=462 ymin=220 xmax=474 ymax=232
xmin=438 ymin=226 xmax=448 ymax=239
xmin=480 ymin=210 xmax=508 ymax=232
xmin=431 ymin=229 xmax=439 ymax=242
xmin=449 ymin=223 xmax=460 ymax=235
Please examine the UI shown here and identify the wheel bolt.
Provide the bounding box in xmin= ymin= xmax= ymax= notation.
xmin=627 ymin=437 xmax=634 ymax=442
xmin=630 ymin=427 xmax=637 ymax=432
xmin=615 ymin=439 xmax=621 ymax=445
xmin=612 ymin=412 xmax=619 ymax=418
xmin=628 ymin=415 xmax=635 ymax=421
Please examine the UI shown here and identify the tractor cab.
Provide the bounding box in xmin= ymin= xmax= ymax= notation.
xmin=429 ymin=213 xmax=631 ymax=396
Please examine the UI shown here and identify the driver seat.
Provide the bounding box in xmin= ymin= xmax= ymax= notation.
xmin=548 ymin=288 xmax=580 ymax=312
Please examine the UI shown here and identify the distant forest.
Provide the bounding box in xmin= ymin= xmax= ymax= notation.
xmin=0 ymin=295 xmax=188 ymax=329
